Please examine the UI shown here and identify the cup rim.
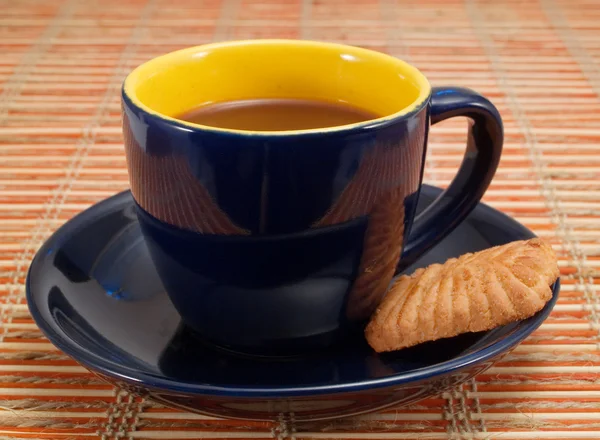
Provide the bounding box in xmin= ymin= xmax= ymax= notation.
xmin=122 ymin=39 xmax=432 ymax=137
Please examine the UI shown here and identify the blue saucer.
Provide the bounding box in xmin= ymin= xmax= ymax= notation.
xmin=26 ymin=185 xmax=559 ymax=421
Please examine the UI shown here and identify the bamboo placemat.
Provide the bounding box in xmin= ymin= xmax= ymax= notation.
xmin=1 ymin=0 xmax=599 ymax=438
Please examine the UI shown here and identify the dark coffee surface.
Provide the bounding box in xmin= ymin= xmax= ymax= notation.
xmin=176 ymin=98 xmax=380 ymax=131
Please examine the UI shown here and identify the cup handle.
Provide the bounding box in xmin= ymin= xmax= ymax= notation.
xmin=398 ymin=86 xmax=504 ymax=271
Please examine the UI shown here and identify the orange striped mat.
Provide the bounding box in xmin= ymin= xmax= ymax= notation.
xmin=1 ymin=0 xmax=599 ymax=438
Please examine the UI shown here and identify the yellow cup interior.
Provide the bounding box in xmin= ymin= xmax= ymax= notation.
xmin=123 ymin=40 xmax=431 ymax=134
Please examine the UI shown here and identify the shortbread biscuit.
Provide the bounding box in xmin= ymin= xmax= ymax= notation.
xmin=365 ymin=238 xmax=559 ymax=353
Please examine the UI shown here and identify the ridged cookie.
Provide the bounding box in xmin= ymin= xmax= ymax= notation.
xmin=365 ymin=238 xmax=559 ymax=353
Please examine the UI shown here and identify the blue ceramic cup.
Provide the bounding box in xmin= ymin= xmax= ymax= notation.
xmin=121 ymin=40 xmax=503 ymax=356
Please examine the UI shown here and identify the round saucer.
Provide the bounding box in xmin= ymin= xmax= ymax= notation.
xmin=26 ymin=185 xmax=559 ymax=421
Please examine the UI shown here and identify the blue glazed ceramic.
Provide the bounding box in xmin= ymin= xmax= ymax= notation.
xmin=26 ymin=185 xmax=559 ymax=422
xmin=121 ymin=40 xmax=504 ymax=354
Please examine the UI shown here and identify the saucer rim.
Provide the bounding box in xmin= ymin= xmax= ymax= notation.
xmin=26 ymin=185 xmax=560 ymax=398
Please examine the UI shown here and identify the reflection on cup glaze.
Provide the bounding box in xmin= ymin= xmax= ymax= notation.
xmin=123 ymin=112 xmax=249 ymax=235
xmin=314 ymin=142 xmax=415 ymax=227
xmin=314 ymin=140 xmax=424 ymax=321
